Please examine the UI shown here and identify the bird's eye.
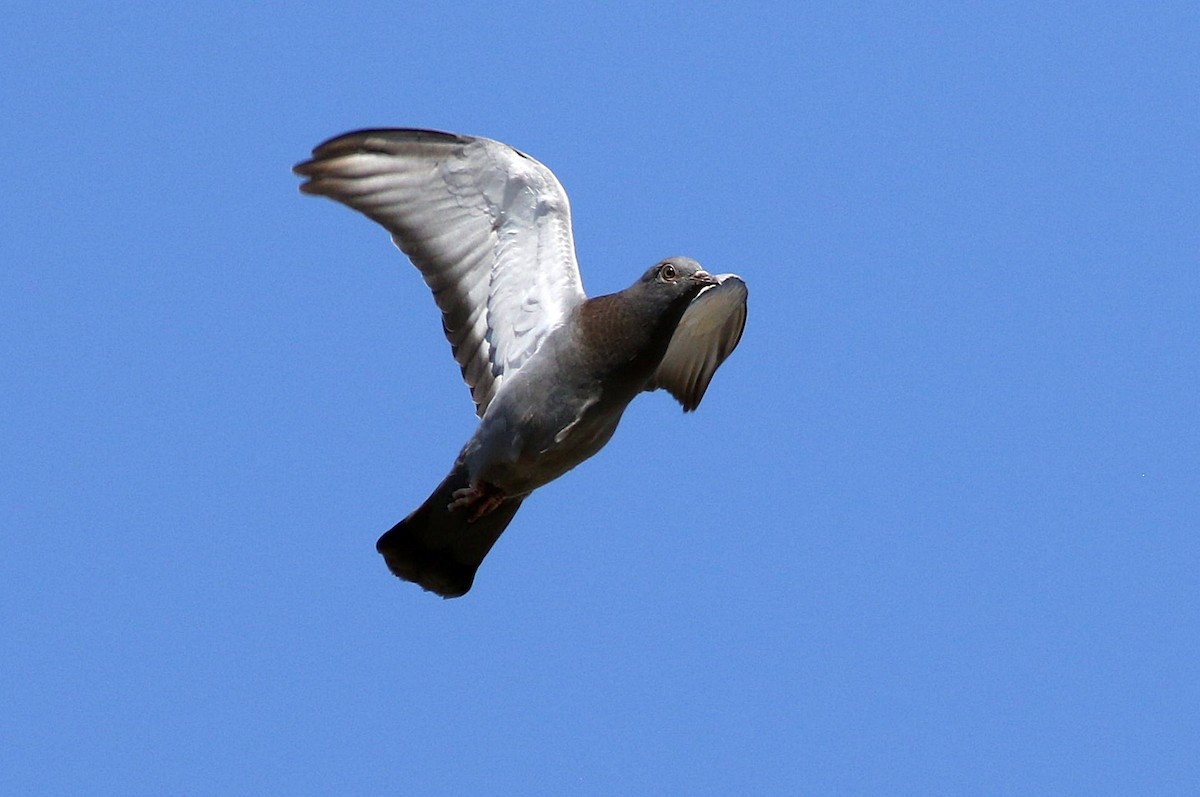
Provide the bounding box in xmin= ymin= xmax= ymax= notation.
xmin=660 ymin=263 xmax=678 ymax=281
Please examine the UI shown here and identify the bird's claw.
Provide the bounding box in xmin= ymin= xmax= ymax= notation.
xmin=448 ymin=481 xmax=506 ymax=522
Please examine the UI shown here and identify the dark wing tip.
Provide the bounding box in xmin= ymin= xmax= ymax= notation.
xmin=309 ymin=127 xmax=470 ymax=159
xmin=294 ymin=128 xmax=475 ymax=190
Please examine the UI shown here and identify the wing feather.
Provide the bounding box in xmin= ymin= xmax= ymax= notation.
xmin=295 ymin=128 xmax=586 ymax=416
xmin=648 ymin=275 xmax=748 ymax=411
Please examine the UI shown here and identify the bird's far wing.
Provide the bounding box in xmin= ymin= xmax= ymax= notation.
xmin=648 ymin=274 xmax=748 ymax=411
xmin=294 ymin=129 xmax=587 ymax=416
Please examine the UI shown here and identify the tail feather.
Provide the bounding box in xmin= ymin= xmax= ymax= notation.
xmin=376 ymin=464 xmax=524 ymax=598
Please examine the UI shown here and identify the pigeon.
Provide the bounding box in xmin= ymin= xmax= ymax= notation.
xmin=294 ymin=129 xmax=748 ymax=597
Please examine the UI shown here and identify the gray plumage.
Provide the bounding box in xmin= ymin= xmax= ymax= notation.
xmin=294 ymin=129 xmax=747 ymax=597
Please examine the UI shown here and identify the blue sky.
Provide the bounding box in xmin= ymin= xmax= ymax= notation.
xmin=3 ymin=2 xmax=1197 ymax=794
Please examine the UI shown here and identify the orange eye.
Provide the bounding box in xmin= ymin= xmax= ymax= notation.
xmin=661 ymin=263 xmax=677 ymax=281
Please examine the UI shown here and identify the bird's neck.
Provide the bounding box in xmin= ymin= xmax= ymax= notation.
xmin=575 ymin=289 xmax=691 ymax=381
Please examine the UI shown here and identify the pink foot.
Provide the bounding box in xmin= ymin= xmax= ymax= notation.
xmin=448 ymin=481 xmax=506 ymax=522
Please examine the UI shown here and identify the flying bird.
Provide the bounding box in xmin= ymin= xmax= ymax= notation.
xmin=294 ymin=129 xmax=747 ymax=597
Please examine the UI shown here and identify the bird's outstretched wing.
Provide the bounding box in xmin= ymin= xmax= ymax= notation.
xmin=294 ymin=129 xmax=587 ymax=416
xmin=648 ymin=274 xmax=748 ymax=411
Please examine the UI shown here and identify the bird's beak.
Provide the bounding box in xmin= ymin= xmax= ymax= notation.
xmin=693 ymin=270 xmax=718 ymax=286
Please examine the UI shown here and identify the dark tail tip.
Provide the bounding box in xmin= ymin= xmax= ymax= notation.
xmin=377 ymin=520 xmax=477 ymax=599
xmin=376 ymin=464 xmax=527 ymax=599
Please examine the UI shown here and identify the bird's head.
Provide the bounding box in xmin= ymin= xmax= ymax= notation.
xmin=637 ymin=257 xmax=719 ymax=304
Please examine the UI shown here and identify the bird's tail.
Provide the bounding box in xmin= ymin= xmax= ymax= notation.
xmin=376 ymin=463 xmax=524 ymax=598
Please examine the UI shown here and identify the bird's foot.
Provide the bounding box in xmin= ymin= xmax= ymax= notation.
xmin=448 ymin=481 xmax=506 ymax=522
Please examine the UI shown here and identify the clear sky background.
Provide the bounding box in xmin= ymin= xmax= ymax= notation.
xmin=3 ymin=2 xmax=1197 ymax=794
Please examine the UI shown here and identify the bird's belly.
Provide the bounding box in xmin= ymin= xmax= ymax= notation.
xmin=468 ymin=398 xmax=625 ymax=497
xmin=533 ymin=406 xmax=622 ymax=480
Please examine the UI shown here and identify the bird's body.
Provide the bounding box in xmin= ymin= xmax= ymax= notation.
xmin=295 ymin=129 xmax=747 ymax=597
xmin=464 ymin=266 xmax=709 ymax=497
